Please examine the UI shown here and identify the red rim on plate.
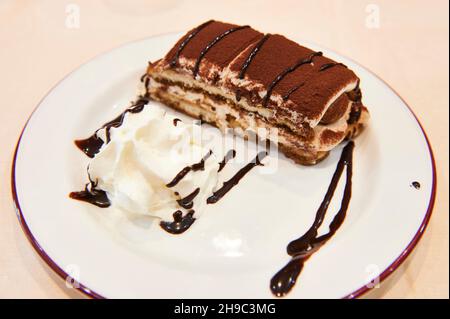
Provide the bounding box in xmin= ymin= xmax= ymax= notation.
xmin=10 ymin=36 xmax=437 ymax=299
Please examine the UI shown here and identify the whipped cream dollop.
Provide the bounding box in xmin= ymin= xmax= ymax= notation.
xmin=88 ymin=104 xmax=219 ymax=222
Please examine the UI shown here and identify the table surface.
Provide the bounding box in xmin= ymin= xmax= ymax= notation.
xmin=1 ymin=0 xmax=448 ymax=299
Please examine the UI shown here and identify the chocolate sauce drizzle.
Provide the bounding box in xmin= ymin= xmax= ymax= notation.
xmin=347 ymin=103 xmax=362 ymax=125
xmin=140 ymin=71 xmax=151 ymax=88
xmin=103 ymin=97 xmax=149 ymax=142
xmin=169 ymin=20 xmax=214 ymax=68
xmin=168 ymin=21 xmax=356 ymax=119
xmin=238 ymin=34 xmax=271 ymax=79
xmin=161 ymin=149 xmax=237 ymax=234
xmin=74 ymin=94 xmax=150 ymax=158
xmin=160 ymin=210 xmax=196 ymax=234
xmin=74 ymin=135 xmax=104 ymax=159
xmin=282 ymin=83 xmax=305 ymax=101
xmin=166 ymin=151 xmax=213 ymax=188
xmin=412 ymin=181 xmax=421 ymax=189
xmin=347 ymin=80 xmax=362 ymax=103
xmin=270 ymin=141 xmax=354 ymax=297
xmin=177 ymin=188 xmax=200 ymax=209
xmin=218 ymin=149 xmax=237 ymax=172
xmin=262 ymin=51 xmax=323 ymax=107
xmin=193 ymin=25 xmax=250 ymax=77
xmin=319 ymin=62 xmax=347 ymax=72
xmin=71 ymin=77 xmax=151 ymax=209
xmin=173 ymin=118 xmax=182 ymax=126
xmin=234 ymin=34 xmax=271 ymax=102
xmin=207 ymin=151 xmax=267 ymax=204
xmin=346 ymin=80 xmax=363 ymax=125
xmin=69 ymin=180 xmax=111 ymax=208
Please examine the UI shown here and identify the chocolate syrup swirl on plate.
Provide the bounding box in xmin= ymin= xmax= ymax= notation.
xmin=71 ymin=74 xmax=151 ymax=208
xmin=412 ymin=181 xmax=421 ymax=189
xmin=207 ymin=151 xmax=267 ymax=204
xmin=160 ymin=210 xmax=196 ymax=234
xmin=166 ymin=151 xmax=213 ymax=188
xmin=270 ymin=141 xmax=354 ymax=297
xmin=218 ymin=149 xmax=237 ymax=172
xmin=74 ymin=135 xmax=104 ymax=159
xmin=69 ymin=180 xmax=111 ymax=208
xmin=173 ymin=118 xmax=182 ymax=126
xmin=262 ymin=51 xmax=323 ymax=107
xmin=74 ymin=94 xmax=150 ymax=158
xmin=177 ymin=188 xmax=201 ymax=210
xmin=193 ymin=25 xmax=250 ymax=77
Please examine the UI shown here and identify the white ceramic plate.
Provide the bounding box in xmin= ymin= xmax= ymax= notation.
xmin=12 ymin=33 xmax=436 ymax=299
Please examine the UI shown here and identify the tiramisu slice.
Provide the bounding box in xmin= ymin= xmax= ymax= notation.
xmin=146 ymin=20 xmax=369 ymax=165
